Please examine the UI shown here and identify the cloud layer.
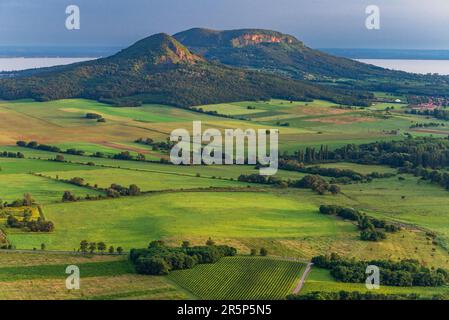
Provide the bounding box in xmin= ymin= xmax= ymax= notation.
xmin=0 ymin=0 xmax=448 ymax=49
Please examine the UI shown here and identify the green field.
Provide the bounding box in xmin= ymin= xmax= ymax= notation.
xmin=0 ymin=172 xmax=104 ymax=204
xmin=311 ymin=162 xmax=397 ymax=175
xmin=39 ymin=168 xmax=247 ymax=192
xmin=341 ymin=175 xmax=449 ymax=249
xmin=302 ymin=268 xmax=449 ymax=298
xmin=7 ymin=191 xmax=354 ymax=251
xmin=0 ymin=252 xmax=187 ymax=300
xmin=168 ymin=256 xmax=305 ymax=300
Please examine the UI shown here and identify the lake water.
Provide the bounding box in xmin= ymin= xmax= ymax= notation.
xmin=2 ymin=57 xmax=449 ymax=76
xmin=357 ymin=59 xmax=449 ymax=75
xmin=0 ymin=57 xmax=97 ymax=72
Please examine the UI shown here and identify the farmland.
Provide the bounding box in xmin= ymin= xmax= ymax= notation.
xmin=2 ymin=97 xmax=449 ymax=300
xmin=168 ymin=256 xmax=305 ymax=300
xmin=0 ymin=252 xmax=187 ymax=300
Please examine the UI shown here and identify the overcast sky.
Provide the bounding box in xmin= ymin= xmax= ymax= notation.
xmin=0 ymin=0 xmax=448 ymax=49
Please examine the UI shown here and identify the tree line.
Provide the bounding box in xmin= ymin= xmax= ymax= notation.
xmin=237 ymin=174 xmax=341 ymax=195
xmin=319 ymin=205 xmax=400 ymax=242
xmin=130 ymin=240 xmax=237 ymax=275
xmin=312 ymin=253 xmax=449 ymax=287
xmin=134 ymin=137 xmax=174 ymax=152
xmin=6 ymin=216 xmax=54 ymax=233
xmin=287 ymin=291 xmax=444 ymax=300
xmin=79 ymin=240 xmax=123 ymax=254
xmin=17 ymin=141 xmax=148 ymax=163
xmin=0 ymin=151 xmax=25 ymax=159
xmin=285 ymin=137 xmax=449 ymax=170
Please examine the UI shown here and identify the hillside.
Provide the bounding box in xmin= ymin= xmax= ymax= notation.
xmin=0 ymin=33 xmax=369 ymax=107
xmin=174 ymin=27 xmax=449 ymax=96
xmin=173 ymin=28 xmax=401 ymax=81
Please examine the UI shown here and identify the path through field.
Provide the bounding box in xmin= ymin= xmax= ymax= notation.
xmin=293 ymin=262 xmax=313 ymax=294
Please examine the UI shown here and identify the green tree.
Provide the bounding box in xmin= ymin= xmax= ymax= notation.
xmin=182 ymin=241 xmax=190 ymax=248
xmin=206 ymin=237 xmax=215 ymax=246
xmin=97 ymin=242 xmax=106 ymax=254
xmin=116 ymin=247 xmax=124 ymax=254
xmin=80 ymin=240 xmax=88 ymax=253
xmin=108 ymin=246 xmax=115 ymax=254
xmin=129 ymin=184 xmax=141 ymax=196
xmin=88 ymin=242 xmax=97 ymax=254
xmin=23 ymin=193 xmax=35 ymax=206
xmin=40 ymin=243 xmax=46 ymax=251
xmin=260 ymin=248 xmax=268 ymax=256
xmin=329 ymin=185 xmax=341 ymax=195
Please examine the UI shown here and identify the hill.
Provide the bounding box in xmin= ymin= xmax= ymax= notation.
xmin=0 ymin=33 xmax=369 ymax=107
xmin=173 ymin=28 xmax=400 ymax=81
xmin=174 ymin=28 xmax=449 ymax=98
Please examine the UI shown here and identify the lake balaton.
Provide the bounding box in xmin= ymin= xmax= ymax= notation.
xmin=357 ymin=59 xmax=449 ymax=75
xmin=0 ymin=57 xmax=97 ymax=72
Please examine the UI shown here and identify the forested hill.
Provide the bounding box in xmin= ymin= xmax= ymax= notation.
xmin=0 ymin=33 xmax=370 ymax=107
xmin=173 ymin=28 xmax=399 ymax=81
xmin=174 ymin=28 xmax=449 ymax=86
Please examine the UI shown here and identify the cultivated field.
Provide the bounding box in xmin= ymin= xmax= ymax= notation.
xmin=168 ymin=256 xmax=305 ymax=300
xmin=0 ymin=252 xmax=187 ymax=300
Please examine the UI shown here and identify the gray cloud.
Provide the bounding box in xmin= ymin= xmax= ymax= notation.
xmin=0 ymin=0 xmax=448 ymax=49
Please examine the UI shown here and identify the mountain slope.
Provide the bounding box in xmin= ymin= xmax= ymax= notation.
xmin=173 ymin=28 xmax=419 ymax=81
xmin=0 ymin=33 xmax=370 ymax=107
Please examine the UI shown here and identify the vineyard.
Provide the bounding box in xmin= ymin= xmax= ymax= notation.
xmin=167 ymin=256 xmax=306 ymax=300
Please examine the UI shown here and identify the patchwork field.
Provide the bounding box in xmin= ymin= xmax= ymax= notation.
xmin=0 ymin=252 xmax=187 ymax=300
xmin=2 ymin=97 xmax=449 ymax=300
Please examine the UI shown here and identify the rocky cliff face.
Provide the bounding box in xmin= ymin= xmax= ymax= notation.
xmin=231 ymin=33 xmax=295 ymax=47
xmin=173 ymin=28 xmax=303 ymax=49
xmin=156 ymin=38 xmax=204 ymax=64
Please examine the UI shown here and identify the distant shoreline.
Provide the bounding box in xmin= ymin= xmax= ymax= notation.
xmin=357 ymin=59 xmax=449 ymax=75
xmin=321 ymin=48 xmax=449 ymax=61
xmin=0 ymin=57 xmax=98 ymax=72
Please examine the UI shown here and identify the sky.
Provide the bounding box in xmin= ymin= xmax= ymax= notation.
xmin=0 ymin=0 xmax=448 ymax=49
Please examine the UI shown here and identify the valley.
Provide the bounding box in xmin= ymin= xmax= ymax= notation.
xmin=1 ymin=95 xmax=449 ymax=299
xmin=1 ymin=27 xmax=449 ymax=301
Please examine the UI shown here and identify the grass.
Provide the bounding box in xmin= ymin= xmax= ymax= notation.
xmin=0 ymin=158 xmax=102 ymax=174
xmin=302 ymin=268 xmax=449 ymax=298
xmin=39 ymin=168 xmax=248 ymax=192
xmin=168 ymin=256 xmax=305 ymax=300
xmin=310 ymin=162 xmax=397 ymax=175
xmin=1 ymin=146 xmax=308 ymax=180
xmin=6 ymin=191 xmax=354 ymax=251
xmin=0 ymin=173 xmax=104 ymax=204
xmin=340 ymin=175 xmax=449 ymax=250
xmin=8 ymin=188 xmax=449 ymax=270
xmin=0 ymin=252 xmax=187 ymax=300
